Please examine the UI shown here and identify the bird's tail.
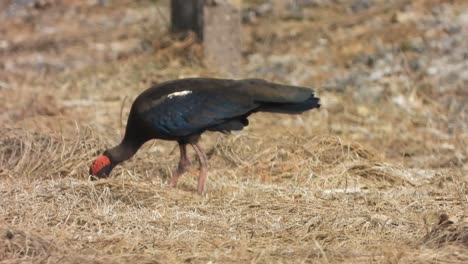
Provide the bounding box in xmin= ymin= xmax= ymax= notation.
xmin=257 ymin=95 xmax=320 ymax=114
xmin=239 ymin=79 xmax=321 ymax=114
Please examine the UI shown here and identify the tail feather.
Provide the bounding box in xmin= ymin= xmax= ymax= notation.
xmin=238 ymin=79 xmax=314 ymax=103
xmin=258 ymin=95 xmax=320 ymax=114
xmin=236 ymin=79 xmax=320 ymax=114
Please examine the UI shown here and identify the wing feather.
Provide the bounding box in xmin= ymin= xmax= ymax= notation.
xmin=139 ymin=91 xmax=256 ymax=136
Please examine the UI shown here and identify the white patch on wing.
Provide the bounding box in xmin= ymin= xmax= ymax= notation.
xmin=167 ymin=90 xmax=192 ymax=99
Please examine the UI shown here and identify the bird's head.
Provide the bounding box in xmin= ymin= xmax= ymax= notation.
xmin=89 ymin=155 xmax=113 ymax=179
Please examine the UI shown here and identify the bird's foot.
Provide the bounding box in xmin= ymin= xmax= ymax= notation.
xmin=197 ymin=189 xmax=205 ymax=196
xmin=167 ymin=175 xmax=179 ymax=187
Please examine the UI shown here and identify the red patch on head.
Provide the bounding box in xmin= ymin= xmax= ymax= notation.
xmin=90 ymin=155 xmax=110 ymax=175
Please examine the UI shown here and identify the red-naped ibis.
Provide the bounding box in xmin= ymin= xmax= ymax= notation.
xmin=89 ymin=78 xmax=320 ymax=194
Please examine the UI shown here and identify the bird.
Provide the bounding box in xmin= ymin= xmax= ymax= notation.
xmin=89 ymin=78 xmax=320 ymax=194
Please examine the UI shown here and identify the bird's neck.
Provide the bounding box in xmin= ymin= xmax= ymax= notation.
xmin=105 ymin=138 xmax=143 ymax=166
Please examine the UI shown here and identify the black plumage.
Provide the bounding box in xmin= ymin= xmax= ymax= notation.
xmin=89 ymin=78 xmax=320 ymax=194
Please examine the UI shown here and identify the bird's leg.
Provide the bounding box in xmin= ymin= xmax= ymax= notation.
xmin=191 ymin=143 xmax=208 ymax=195
xmin=168 ymin=143 xmax=190 ymax=187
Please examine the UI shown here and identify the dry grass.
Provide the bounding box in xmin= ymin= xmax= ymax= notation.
xmin=1 ymin=113 xmax=466 ymax=263
xmin=1 ymin=0 xmax=467 ymax=263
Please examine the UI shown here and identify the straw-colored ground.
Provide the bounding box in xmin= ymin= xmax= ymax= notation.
xmin=1 ymin=0 xmax=467 ymax=263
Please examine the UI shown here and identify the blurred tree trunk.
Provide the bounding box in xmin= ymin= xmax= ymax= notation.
xmin=170 ymin=0 xmax=204 ymax=39
xmin=272 ymin=0 xmax=289 ymax=17
xmin=203 ymin=0 xmax=241 ymax=77
xmin=170 ymin=0 xmax=242 ymax=77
